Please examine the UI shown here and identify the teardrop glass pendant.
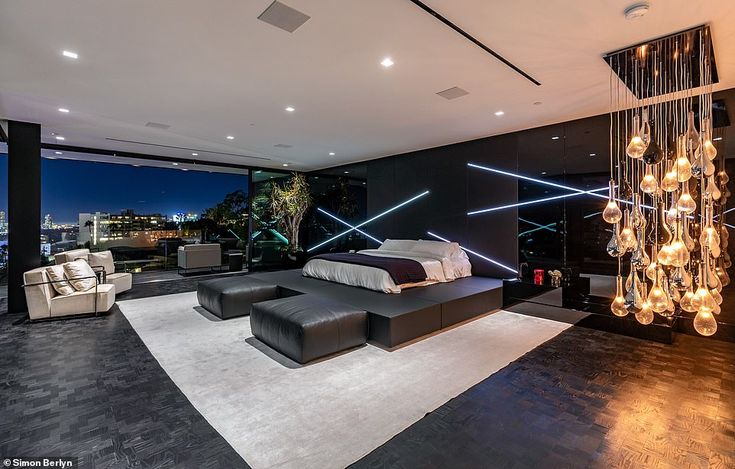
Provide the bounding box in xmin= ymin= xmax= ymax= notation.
xmin=611 ymin=275 xmax=628 ymax=317
xmin=680 ymin=285 xmax=696 ymax=312
xmin=693 ymin=310 xmax=717 ymax=336
xmin=640 ymin=165 xmax=658 ymax=194
xmin=645 ymin=246 xmax=658 ymax=281
xmin=677 ymin=182 xmax=696 ymax=213
xmin=606 ymin=223 xmax=624 ymax=257
xmin=640 ymin=109 xmax=651 ymax=146
xmin=630 ymin=194 xmax=644 ymax=229
xmin=625 ymin=271 xmax=644 ymax=310
xmin=641 ymin=127 xmax=663 ymax=165
xmin=619 ymin=211 xmax=637 ymax=252
xmin=602 ymin=179 xmax=622 ymax=224
xmin=705 ymin=175 xmax=721 ymax=200
xmin=626 ymin=115 xmax=646 ymax=159
xmin=686 ymin=110 xmax=700 ymax=152
xmin=675 ymin=136 xmax=692 ymax=182
xmin=635 ymin=301 xmax=654 ymax=325
xmin=647 ymin=268 xmax=669 ymax=314
xmin=661 ymin=161 xmax=678 ymax=192
xmin=701 ymin=117 xmax=718 ymax=161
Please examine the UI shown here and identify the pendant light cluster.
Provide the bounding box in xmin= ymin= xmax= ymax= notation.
xmin=603 ymin=25 xmax=727 ymax=336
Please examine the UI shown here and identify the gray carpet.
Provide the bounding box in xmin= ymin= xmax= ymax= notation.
xmin=118 ymin=292 xmax=570 ymax=469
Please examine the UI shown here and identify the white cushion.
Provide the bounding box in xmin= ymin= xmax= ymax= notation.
xmin=411 ymin=239 xmax=460 ymax=258
xmin=107 ymin=273 xmax=132 ymax=293
xmin=62 ymin=259 xmax=98 ymax=292
xmin=88 ymin=251 xmax=115 ymax=274
xmin=44 ymin=265 xmax=75 ymax=296
xmin=49 ymin=284 xmax=115 ymax=316
xmin=379 ymin=239 xmax=418 ymax=252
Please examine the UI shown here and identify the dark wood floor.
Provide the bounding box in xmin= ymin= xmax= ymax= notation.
xmin=352 ymin=326 xmax=735 ymax=469
xmin=2 ymin=280 xmax=734 ymax=468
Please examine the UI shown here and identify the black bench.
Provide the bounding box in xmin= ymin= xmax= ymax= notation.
xmin=251 ymin=294 xmax=368 ymax=364
xmin=197 ymin=276 xmax=278 ymax=319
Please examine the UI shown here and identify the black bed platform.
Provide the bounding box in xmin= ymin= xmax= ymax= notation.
xmin=249 ymin=270 xmax=503 ymax=348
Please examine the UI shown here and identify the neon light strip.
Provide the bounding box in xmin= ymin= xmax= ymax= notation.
xmin=467 ymin=163 xmax=655 ymax=211
xmin=307 ymin=190 xmax=430 ymax=252
xmin=468 ymin=188 xmax=606 ymax=215
xmin=426 ymin=231 xmax=518 ymax=274
xmin=726 ymin=223 xmax=735 ymax=229
xmin=316 ymin=208 xmax=383 ymax=244
xmin=584 ymin=211 xmax=603 ymax=219
xmin=269 ymin=229 xmax=289 ymax=244
xmin=518 ymin=217 xmax=556 ymax=233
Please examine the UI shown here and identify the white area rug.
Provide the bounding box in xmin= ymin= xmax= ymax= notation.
xmin=118 ymin=292 xmax=570 ymax=469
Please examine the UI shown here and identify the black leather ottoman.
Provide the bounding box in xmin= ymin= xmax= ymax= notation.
xmin=197 ymin=276 xmax=278 ymax=319
xmin=251 ymin=294 xmax=368 ymax=364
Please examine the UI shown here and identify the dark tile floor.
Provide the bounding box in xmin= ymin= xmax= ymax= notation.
xmin=2 ymin=280 xmax=734 ymax=469
xmin=352 ymin=327 xmax=735 ymax=469
xmin=0 ymin=306 xmax=249 ymax=469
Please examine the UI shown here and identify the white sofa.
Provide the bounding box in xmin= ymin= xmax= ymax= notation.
xmin=177 ymin=244 xmax=222 ymax=273
xmin=55 ymin=248 xmax=132 ymax=294
xmin=23 ymin=266 xmax=116 ymax=320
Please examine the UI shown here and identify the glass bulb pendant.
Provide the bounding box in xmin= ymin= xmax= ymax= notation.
xmin=602 ymin=180 xmax=622 ymax=224
xmin=661 ymin=161 xmax=678 ymax=192
xmin=693 ymin=311 xmax=717 ymax=336
xmin=675 ymin=136 xmax=692 ymax=182
xmin=625 ymin=270 xmax=644 ymax=310
xmin=640 ymin=109 xmax=651 ymax=147
xmin=606 ymin=223 xmax=624 ymax=257
xmin=680 ymin=285 xmax=696 ymax=312
xmin=630 ymin=194 xmax=644 ymax=229
xmin=636 ymin=302 xmax=654 ymax=325
xmin=677 ymin=183 xmax=696 ymax=214
xmin=619 ymin=211 xmax=637 ymax=252
xmin=701 ymin=117 xmax=718 ymax=161
xmin=645 ymin=247 xmax=658 ymax=281
xmin=640 ymin=165 xmax=658 ymax=194
xmin=686 ymin=110 xmax=700 ymax=152
xmin=626 ymin=115 xmax=646 ymax=159
xmin=710 ymin=288 xmax=723 ymax=306
xmin=682 ymin=217 xmax=695 ymax=252
xmin=611 ymin=275 xmax=628 ymax=317
xmin=692 ymin=264 xmax=716 ymax=313
xmin=705 ymin=176 xmax=722 ymax=201
xmin=647 ymin=270 xmax=669 ymax=314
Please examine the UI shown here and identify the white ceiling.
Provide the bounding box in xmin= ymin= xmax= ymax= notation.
xmin=1 ymin=0 xmax=734 ymax=171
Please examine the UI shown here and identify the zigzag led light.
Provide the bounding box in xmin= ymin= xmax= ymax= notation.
xmin=316 ymin=208 xmax=383 ymax=245
xmin=426 ymin=231 xmax=518 ymax=274
xmin=307 ymin=190 xmax=430 ymax=252
xmin=468 ymin=187 xmax=608 ymax=215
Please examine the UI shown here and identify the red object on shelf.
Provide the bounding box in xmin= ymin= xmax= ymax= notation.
xmin=534 ymin=269 xmax=544 ymax=285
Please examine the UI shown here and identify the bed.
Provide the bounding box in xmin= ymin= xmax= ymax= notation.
xmin=302 ymin=239 xmax=472 ymax=293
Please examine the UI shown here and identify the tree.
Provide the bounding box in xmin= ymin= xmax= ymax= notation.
xmin=202 ymin=189 xmax=249 ymax=240
xmin=271 ymin=173 xmax=312 ymax=252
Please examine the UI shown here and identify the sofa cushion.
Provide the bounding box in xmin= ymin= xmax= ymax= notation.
xmin=107 ymin=273 xmax=132 ymax=293
xmin=49 ymin=284 xmax=115 ymax=316
xmin=44 ymin=265 xmax=75 ymax=296
xmin=62 ymin=259 xmax=98 ymax=292
xmin=54 ymin=248 xmax=90 ymax=264
xmin=88 ymin=251 xmax=115 ymax=274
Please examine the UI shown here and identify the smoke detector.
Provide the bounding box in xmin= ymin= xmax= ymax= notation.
xmin=624 ymin=2 xmax=650 ymax=20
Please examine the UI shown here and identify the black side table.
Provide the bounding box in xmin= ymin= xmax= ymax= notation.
xmin=226 ymin=251 xmax=244 ymax=271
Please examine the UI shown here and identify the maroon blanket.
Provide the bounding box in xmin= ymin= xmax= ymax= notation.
xmin=310 ymin=253 xmax=427 ymax=284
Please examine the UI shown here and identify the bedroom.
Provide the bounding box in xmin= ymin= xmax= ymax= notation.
xmin=1 ymin=1 xmax=734 ymax=468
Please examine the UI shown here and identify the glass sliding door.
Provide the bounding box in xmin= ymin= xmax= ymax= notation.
xmin=249 ymin=170 xmax=290 ymax=270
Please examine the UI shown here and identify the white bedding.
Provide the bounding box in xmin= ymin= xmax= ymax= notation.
xmin=302 ymin=248 xmax=472 ymax=293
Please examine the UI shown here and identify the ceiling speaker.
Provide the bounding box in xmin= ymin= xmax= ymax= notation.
xmin=436 ymin=87 xmax=469 ymax=100
xmin=258 ymin=1 xmax=310 ymax=33
xmin=145 ymin=121 xmax=171 ymax=130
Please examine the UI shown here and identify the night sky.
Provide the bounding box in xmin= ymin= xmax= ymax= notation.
xmin=0 ymin=154 xmax=249 ymax=224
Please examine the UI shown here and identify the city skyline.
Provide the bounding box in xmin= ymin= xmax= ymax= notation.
xmin=0 ymin=154 xmax=248 ymax=225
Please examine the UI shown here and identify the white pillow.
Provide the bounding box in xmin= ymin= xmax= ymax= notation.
xmin=44 ymin=265 xmax=76 ymax=296
xmin=411 ymin=239 xmax=460 ymax=258
xmin=88 ymin=251 xmax=115 ymax=274
xmin=379 ymin=239 xmax=418 ymax=252
xmin=62 ymin=259 xmax=98 ymax=292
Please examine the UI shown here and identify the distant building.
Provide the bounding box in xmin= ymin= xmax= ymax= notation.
xmin=78 ymin=210 xmax=171 ymax=247
xmin=42 ymin=213 xmax=54 ymax=230
xmin=0 ymin=210 xmax=6 ymax=231
xmin=78 ymin=212 xmax=111 ymax=246
xmin=173 ymin=212 xmax=199 ymax=224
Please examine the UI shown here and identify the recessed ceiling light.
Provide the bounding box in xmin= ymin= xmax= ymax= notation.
xmin=58 ymin=108 xmax=70 ymax=113
xmin=55 ymin=135 xmax=65 ymax=141
xmin=362 ymin=182 xmax=366 ymax=185
xmin=381 ymin=57 xmax=394 ymax=68
xmin=551 ymin=136 xmax=560 ymax=140
xmin=329 ymin=152 xmax=335 ymax=156
xmin=344 ymin=171 xmax=349 ymax=174
xmin=285 ymin=106 xmax=295 ymax=112
xmin=226 ymin=135 xmax=235 ymax=140
xmin=589 ymin=153 xmax=596 ymax=157
xmin=132 ymin=164 xmax=140 ymax=167
xmin=172 ymin=162 xmax=179 ymax=166
xmin=713 ymin=137 xmax=723 ymax=141
xmin=494 ymin=111 xmax=505 ymax=116
xmin=192 ymin=152 xmax=198 ymax=156
xmin=46 ymin=156 xmax=56 ymax=160
xmin=624 ymin=2 xmax=650 ymax=20
xmin=62 ymin=50 xmax=78 ymax=59
xmin=55 ymin=151 xmax=62 ymax=155
xmin=282 ymin=163 xmax=289 ymax=167
xmin=181 ymin=168 xmax=189 ymax=171
xmin=541 ymin=171 xmax=547 ymax=175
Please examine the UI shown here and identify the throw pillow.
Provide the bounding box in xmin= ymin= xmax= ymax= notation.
xmin=88 ymin=251 xmax=115 ymax=274
xmin=44 ymin=265 xmax=76 ymax=296
xmin=62 ymin=259 xmax=98 ymax=292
